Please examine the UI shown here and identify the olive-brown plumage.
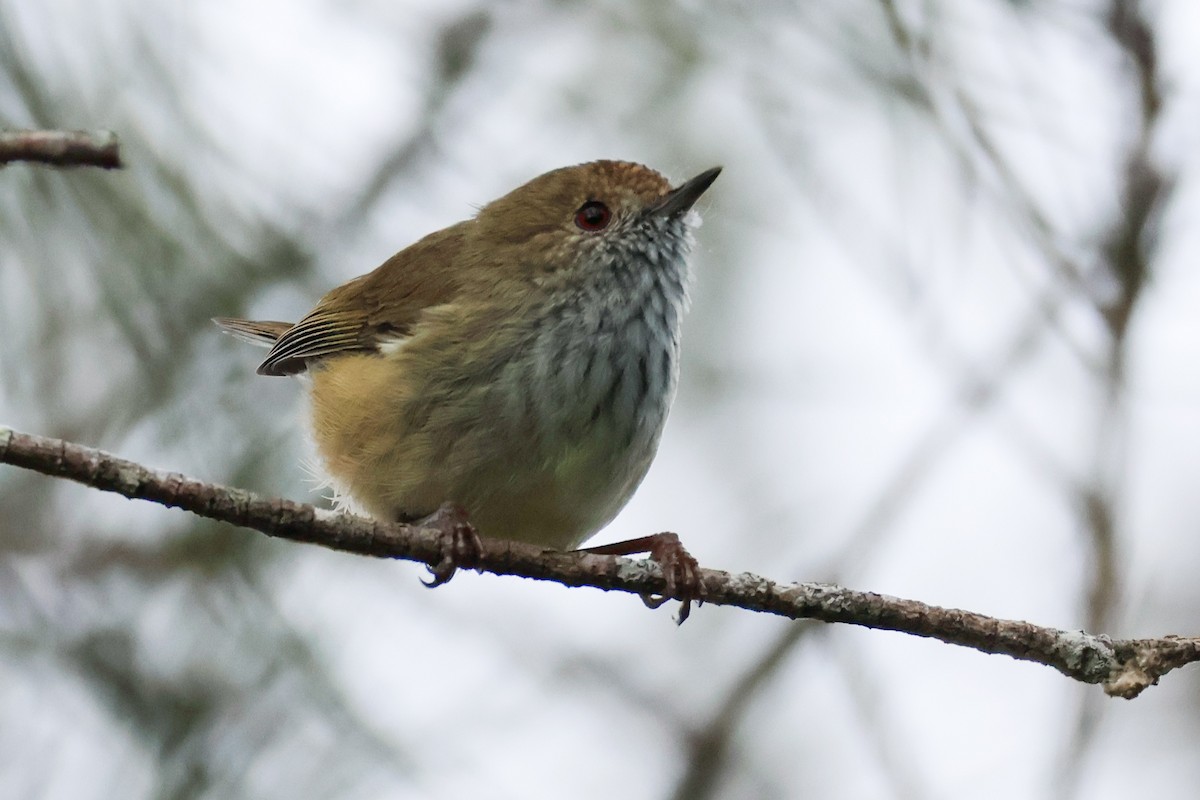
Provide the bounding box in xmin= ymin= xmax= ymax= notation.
xmin=216 ymin=160 xmax=719 ymax=551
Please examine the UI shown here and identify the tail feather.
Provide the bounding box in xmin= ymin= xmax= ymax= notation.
xmin=212 ymin=317 xmax=293 ymax=348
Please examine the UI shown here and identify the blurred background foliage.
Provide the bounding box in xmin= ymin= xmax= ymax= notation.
xmin=3 ymin=1 xmax=1200 ymax=798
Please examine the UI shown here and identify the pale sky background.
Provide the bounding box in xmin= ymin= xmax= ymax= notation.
xmin=2 ymin=2 xmax=1200 ymax=799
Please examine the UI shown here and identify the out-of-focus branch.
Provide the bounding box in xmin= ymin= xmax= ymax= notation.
xmin=1 ymin=425 xmax=1196 ymax=699
xmin=333 ymin=9 xmax=490 ymax=228
xmin=670 ymin=623 xmax=817 ymax=800
xmin=1060 ymin=4 xmax=1166 ymax=794
xmin=0 ymin=129 xmax=122 ymax=168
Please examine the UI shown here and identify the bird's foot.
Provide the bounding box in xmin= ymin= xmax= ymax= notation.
xmin=410 ymin=503 xmax=483 ymax=588
xmin=579 ymin=532 xmax=703 ymax=624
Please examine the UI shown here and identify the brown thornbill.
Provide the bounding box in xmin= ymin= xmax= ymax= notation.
xmin=215 ymin=160 xmax=721 ymax=620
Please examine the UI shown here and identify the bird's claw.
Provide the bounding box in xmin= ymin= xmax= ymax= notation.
xmin=414 ymin=503 xmax=482 ymax=588
xmin=581 ymin=532 xmax=704 ymax=624
xmin=640 ymin=533 xmax=703 ymax=624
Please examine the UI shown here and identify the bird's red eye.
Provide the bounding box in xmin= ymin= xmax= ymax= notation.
xmin=574 ymin=201 xmax=612 ymax=232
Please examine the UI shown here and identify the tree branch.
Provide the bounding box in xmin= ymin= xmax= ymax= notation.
xmin=0 ymin=129 xmax=122 ymax=168
xmin=1 ymin=425 xmax=1195 ymax=699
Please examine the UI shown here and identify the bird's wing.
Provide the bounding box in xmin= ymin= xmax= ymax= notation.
xmin=212 ymin=318 xmax=293 ymax=348
xmin=253 ymin=222 xmax=471 ymax=376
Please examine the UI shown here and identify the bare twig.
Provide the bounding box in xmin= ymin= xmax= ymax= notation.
xmin=0 ymin=129 xmax=122 ymax=168
xmin=1 ymin=425 xmax=1196 ymax=699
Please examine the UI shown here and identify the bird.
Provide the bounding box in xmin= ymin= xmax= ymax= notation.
xmin=215 ymin=160 xmax=720 ymax=619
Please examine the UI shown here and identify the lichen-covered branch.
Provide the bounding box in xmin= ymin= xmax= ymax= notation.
xmin=1 ymin=425 xmax=1195 ymax=698
xmin=0 ymin=129 xmax=122 ymax=168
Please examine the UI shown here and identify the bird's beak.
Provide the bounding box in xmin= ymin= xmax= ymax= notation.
xmin=651 ymin=166 xmax=722 ymax=217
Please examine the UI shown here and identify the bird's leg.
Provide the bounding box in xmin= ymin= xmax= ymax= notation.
xmin=407 ymin=502 xmax=483 ymax=588
xmin=579 ymin=532 xmax=703 ymax=623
